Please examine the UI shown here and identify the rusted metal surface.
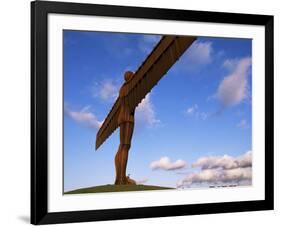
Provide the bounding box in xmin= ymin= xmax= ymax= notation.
xmin=96 ymin=35 xmax=197 ymax=150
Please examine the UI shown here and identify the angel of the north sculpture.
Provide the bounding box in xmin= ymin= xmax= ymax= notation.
xmin=95 ymin=35 xmax=197 ymax=185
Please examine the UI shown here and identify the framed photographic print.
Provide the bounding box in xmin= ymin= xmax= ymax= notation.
xmin=31 ymin=0 xmax=274 ymax=224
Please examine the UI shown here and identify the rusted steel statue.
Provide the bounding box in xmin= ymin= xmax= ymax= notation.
xmin=95 ymin=35 xmax=197 ymax=185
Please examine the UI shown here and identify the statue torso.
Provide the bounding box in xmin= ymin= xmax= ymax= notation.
xmin=117 ymin=84 xmax=134 ymax=125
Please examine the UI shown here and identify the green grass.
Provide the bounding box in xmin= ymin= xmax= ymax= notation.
xmin=65 ymin=184 xmax=173 ymax=194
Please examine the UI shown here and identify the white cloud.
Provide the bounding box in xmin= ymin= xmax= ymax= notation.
xmin=185 ymin=104 xmax=208 ymax=120
xmin=150 ymin=157 xmax=187 ymax=171
xmin=223 ymin=58 xmax=240 ymax=70
xmin=65 ymin=105 xmax=102 ymax=130
xmin=177 ymin=167 xmax=252 ymax=188
xmin=178 ymin=151 xmax=252 ymax=188
xmin=192 ymin=151 xmax=252 ymax=170
xmin=178 ymin=169 xmax=221 ymax=186
xmin=236 ymin=151 xmax=252 ymax=168
xmin=186 ymin=104 xmax=198 ymax=115
xmin=135 ymin=94 xmax=160 ymax=127
xmin=192 ymin=155 xmax=238 ymax=170
xmin=221 ymin=167 xmax=252 ymax=182
xmin=183 ymin=41 xmax=213 ymax=66
xmin=216 ymin=57 xmax=252 ymax=107
xmin=94 ymin=80 xmax=119 ymax=102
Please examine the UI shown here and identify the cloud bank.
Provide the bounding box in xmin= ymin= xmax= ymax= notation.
xmin=216 ymin=57 xmax=252 ymax=107
xmin=93 ymin=80 xmax=119 ymax=102
xmin=65 ymin=105 xmax=102 ymax=130
xmin=150 ymin=157 xmax=187 ymax=171
xmin=135 ymin=94 xmax=160 ymax=127
xmin=177 ymin=167 xmax=252 ymax=188
xmin=177 ymin=151 xmax=252 ymax=188
xmin=192 ymin=151 xmax=252 ymax=170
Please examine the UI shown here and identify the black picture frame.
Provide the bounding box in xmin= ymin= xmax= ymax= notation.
xmin=31 ymin=0 xmax=274 ymax=224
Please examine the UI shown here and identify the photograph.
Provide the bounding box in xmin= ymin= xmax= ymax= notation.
xmin=0 ymin=0 xmax=278 ymax=224
xmin=30 ymin=1 xmax=273 ymax=224
xmin=63 ymin=31 xmax=252 ymax=195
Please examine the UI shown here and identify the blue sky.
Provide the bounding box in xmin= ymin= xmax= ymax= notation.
xmin=63 ymin=30 xmax=252 ymax=192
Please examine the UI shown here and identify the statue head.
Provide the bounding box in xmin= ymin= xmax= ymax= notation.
xmin=124 ymin=71 xmax=134 ymax=82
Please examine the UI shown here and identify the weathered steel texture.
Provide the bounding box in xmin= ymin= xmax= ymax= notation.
xmin=96 ymin=35 xmax=197 ymax=150
xmin=126 ymin=36 xmax=196 ymax=112
xmin=95 ymin=98 xmax=120 ymax=149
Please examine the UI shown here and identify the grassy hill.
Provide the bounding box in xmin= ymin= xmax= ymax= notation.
xmin=65 ymin=184 xmax=173 ymax=194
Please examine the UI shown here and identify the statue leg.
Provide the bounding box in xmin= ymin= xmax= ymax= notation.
xmin=114 ymin=145 xmax=122 ymax=185
xmin=119 ymin=143 xmax=130 ymax=184
xmin=115 ymin=122 xmax=134 ymax=185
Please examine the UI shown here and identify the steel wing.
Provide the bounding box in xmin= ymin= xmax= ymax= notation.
xmin=96 ymin=35 xmax=197 ymax=150
xmin=125 ymin=35 xmax=196 ymax=112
